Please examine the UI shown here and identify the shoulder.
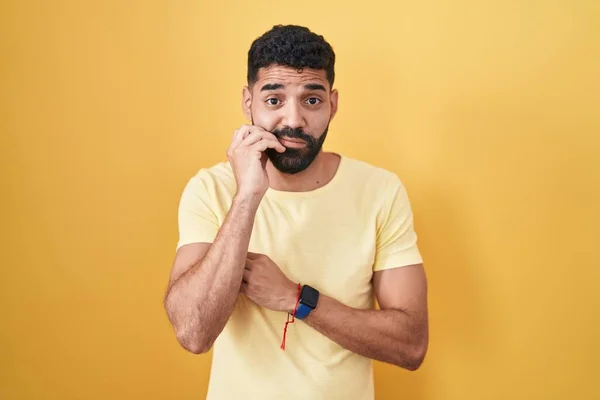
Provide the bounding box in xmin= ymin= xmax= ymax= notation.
xmin=181 ymin=160 xmax=236 ymax=198
xmin=337 ymin=155 xmax=412 ymax=219
xmin=339 ymin=154 xmax=404 ymax=190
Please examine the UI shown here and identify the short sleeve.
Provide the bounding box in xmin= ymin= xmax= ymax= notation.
xmin=176 ymin=173 xmax=220 ymax=250
xmin=373 ymin=176 xmax=423 ymax=271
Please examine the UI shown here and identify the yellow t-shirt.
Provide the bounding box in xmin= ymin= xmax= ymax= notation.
xmin=176 ymin=153 xmax=423 ymax=400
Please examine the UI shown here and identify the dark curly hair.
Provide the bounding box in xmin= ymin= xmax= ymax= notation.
xmin=247 ymin=25 xmax=336 ymax=88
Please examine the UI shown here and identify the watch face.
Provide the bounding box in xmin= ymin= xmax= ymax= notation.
xmin=300 ymin=285 xmax=319 ymax=309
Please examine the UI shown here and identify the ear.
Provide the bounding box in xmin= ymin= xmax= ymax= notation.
xmin=242 ymin=86 xmax=253 ymax=121
xmin=329 ymin=88 xmax=339 ymax=121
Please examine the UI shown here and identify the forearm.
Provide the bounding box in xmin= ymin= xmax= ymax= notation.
xmin=303 ymin=295 xmax=428 ymax=370
xmin=165 ymin=194 xmax=261 ymax=353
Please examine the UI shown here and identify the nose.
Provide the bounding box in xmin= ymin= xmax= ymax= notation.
xmin=281 ymin=101 xmax=306 ymax=129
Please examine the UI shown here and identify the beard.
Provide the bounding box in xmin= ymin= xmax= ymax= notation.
xmin=265 ymin=124 xmax=329 ymax=174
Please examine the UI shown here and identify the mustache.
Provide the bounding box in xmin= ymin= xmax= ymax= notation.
xmin=271 ymin=127 xmax=313 ymax=142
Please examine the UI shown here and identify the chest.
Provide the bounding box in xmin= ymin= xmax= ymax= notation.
xmin=246 ymin=197 xmax=378 ymax=308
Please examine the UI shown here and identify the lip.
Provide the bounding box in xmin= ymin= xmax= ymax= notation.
xmin=279 ymin=137 xmax=306 ymax=148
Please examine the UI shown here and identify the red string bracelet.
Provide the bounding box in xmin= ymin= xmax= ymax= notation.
xmin=281 ymin=282 xmax=302 ymax=350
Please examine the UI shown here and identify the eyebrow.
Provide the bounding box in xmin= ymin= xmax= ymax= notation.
xmin=259 ymin=83 xmax=327 ymax=92
xmin=304 ymin=83 xmax=327 ymax=91
xmin=260 ymin=83 xmax=284 ymax=92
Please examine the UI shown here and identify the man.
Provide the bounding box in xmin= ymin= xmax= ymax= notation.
xmin=163 ymin=24 xmax=428 ymax=399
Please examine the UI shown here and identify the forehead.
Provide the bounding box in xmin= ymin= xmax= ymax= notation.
xmin=253 ymin=65 xmax=329 ymax=90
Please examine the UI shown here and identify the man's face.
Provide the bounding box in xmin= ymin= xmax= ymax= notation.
xmin=243 ymin=65 xmax=338 ymax=174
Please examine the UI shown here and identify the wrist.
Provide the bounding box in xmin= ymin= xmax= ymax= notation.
xmin=294 ymin=285 xmax=320 ymax=320
xmin=232 ymin=191 xmax=263 ymax=209
xmin=285 ymin=282 xmax=301 ymax=314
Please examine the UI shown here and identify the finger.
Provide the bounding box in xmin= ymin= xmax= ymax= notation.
xmin=238 ymin=124 xmax=256 ymax=140
xmin=231 ymin=125 xmax=254 ymax=147
xmin=229 ymin=129 xmax=246 ymax=151
xmin=246 ymin=252 xmax=261 ymax=260
xmin=250 ymin=138 xmax=286 ymax=154
xmin=243 ymin=268 xmax=251 ymax=282
xmin=241 ymin=128 xmax=276 ymax=142
xmin=240 ymin=130 xmax=271 ymax=149
xmin=242 ymin=131 xmax=264 ymax=146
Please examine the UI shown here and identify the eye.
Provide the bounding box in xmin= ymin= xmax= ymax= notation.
xmin=266 ymin=98 xmax=280 ymax=106
xmin=306 ymin=97 xmax=322 ymax=105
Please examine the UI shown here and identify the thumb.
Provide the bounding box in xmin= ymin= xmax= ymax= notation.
xmin=260 ymin=152 xmax=268 ymax=169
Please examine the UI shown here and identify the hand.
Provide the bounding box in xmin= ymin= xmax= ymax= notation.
xmin=241 ymin=252 xmax=298 ymax=313
xmin=227 ymin=125 xmax=286 ymax=199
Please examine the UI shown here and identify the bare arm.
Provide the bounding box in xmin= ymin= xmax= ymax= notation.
xmin=163 ymin=125 xmax=285 ymax=354
xmin=302 ymin=264 xmax=429 ymax=370
xmin=164 ymin=194 xmax=261 ymax=354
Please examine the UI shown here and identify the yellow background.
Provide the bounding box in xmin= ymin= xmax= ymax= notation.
xmin=2 ymin=1 xmax=599 ymax=399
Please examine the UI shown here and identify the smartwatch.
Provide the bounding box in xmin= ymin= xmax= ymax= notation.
xmin=294 ymin=285 xmax=319 ymax=320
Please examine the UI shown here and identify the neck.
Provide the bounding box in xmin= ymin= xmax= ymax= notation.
xmin=266 ymin=151 xmax=340 ymax=192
